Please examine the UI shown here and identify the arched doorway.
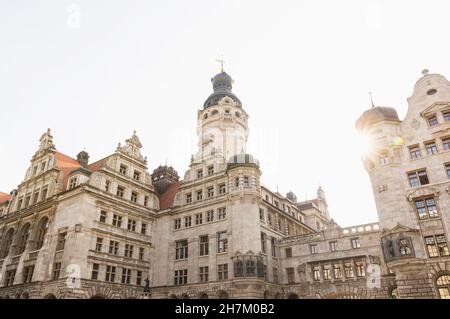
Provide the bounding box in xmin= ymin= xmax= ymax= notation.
xmin=90 ymin=295 xmax=106 ymax=299
xmin=199 ymin=293 xmax=208 ymax=299
xmin=287 ymin=293 xmax=299 ymax=299
xmin=168 ymin=294 xmax=178 ymax=299
xmin=217 ymin=291 xmax=229 ymax=299
xmin=43 ymin=293 xmax=57 ymax=299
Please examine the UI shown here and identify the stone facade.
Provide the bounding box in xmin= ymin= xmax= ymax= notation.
xmin=0 ymin=70 xmax=449 ymax=299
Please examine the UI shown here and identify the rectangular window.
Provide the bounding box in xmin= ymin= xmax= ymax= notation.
xmin=446 ymin=164 xmax=450 ymax=179
xmin=52 ymin=262 xmax=61 ymax=280
xmin=99 ymin=210 xmax=107 ymax=223
xmin=344 ymin=263 xmax=354 ymax=278
xmin=17 ymin=197 xmax=23 ymax=210
xmin=121 ymin=268 xmax=131 ymax=284
xmin=124 ymin=244 xmax=134 ymax=258
xmin=195 ymin=213 xmax=203 ymax=225
xmin=310 ymin=244 xmax=318 ymax=254
xmin=334 ymin=264 xmax=342 ymax=279
xmin=273 ymin=267 xmax=278 ymax=283
xmin=32 ymin=190 xmax=40 ymax=204
xmin=285 ymin=247 xmax=292 ymax=258
xmin=23 ymin=265 xmax=34 ymax=283
xmin=95 ymin=237 xmax=103 ymax=252
xmin=199 ymin=266 xmax=209 ymax=282
xmin=323 ymin=267 xmax=331 ymax=280
xmin=175 ymin=240 xmax=188 ymax=260
xmin=271 ymin=237 xmax=276 ymax=257
xmin=141 ymin=223 xmax=147 ymax=235
xmin=199 ymin=235 xmax=209 ymax=256
xmin=219 ymin=183 xmax=226 ymax=194
xmin=133 ymin=170 xmax=141 ymax=181
xmin=144 ymin=196 xmax=149 ymax=206
xmin=5 ymin=269 xmax=16 ymax=286
xmin=116 ymin=186 xmax=125 ymax=198
xmin=197 ymin=169 xmax=203 ymax=179
xmin=442 ymin=137 xmax=450 ymax=150
xmin=286 ymin=267 xmax=295 ymax=284
xmin=184 ymin=216 xmax=192 ymax=227
xmin=109 ymin=240 xmax=119 ymax=255
xmin=24 ymin=194 xmax=31 ymax=208
xmin=40 ymin=187 xmax=48 ymax=201
xmin=196 ymin=190 xmax=203 ymax=201
xmin=313 ymin=266 xmax=320 ymax=281
xmin=105 ymin=180 xmax=111 ymax=192
xmin=243 ymin=176 xmax=250 ymax=187
xmin=112 ymin=214 xmax=122 ymax=227
xmin=425 ymin=141 xmax=438 ymax=155
xmin=415 ymin=197 xmax=439 ymax=219
xmin=105 ymin=265 xmax=116 ymax=282
xmin=425 ymin=235 xmax=449 ymax=257
xmin=139 ymin=247 xmax=145 ymax=260
xmin=207 ymin=187 xmax=214 ymax=198
xmin=235 ymin=177 xmax=240 ymax=187
xmin=174 ymin=218 xmax=181 ymax=230
xmin=131 ymin=192 xmax=138 ymax=203
xmin=268 ymin=213 xmax=272 ymax=226
xmin=409 ymin=145 xmax=421 ymax=159
xmin=218 ymin=207 xmax=226 ymax=220
xmin=217 ymin=231 xmax=228 ymax=253
xmin=206 ymin=210 xmax=214 ymax=222
xmin=91 ymin=263 xmax=99 ymax=280
xmin=186 ymin=193 xmax=192 ymax=203
xmin=174 ymin=269 xmax=188 ymax=285
xmin=208 ymin=165 xmax=214 ymax=175
xmin=218 ymin=264 xmax=228 ymax=280
xmin=40 ymin=161 xmax=46 ymax=171
xmin=256 ymin=231 xmax=265 ymax=254
xmin=428 ymin=115 xmax=438 ymax=126
xmin=443 ymin=111 xmax=450 ymax=122
xmin=379 ymin=153 xmax=389 ymax=165
xmin=68 ymin=177 xmax=78 ymax=189
xmin=408 ymin=170 xmax=429 ymax=187
xmin=119 ymin=164 xmax=127 ymax=175
xmin=136 ymin=270 xmax=142 ymax=286
xmin=329 ymin=241 xmax=338 ymax=252
xmin=351 ymin=238 xmax=361 ymax=249
xmin=128 ymin=219 xmax=136 ymax=231
xmin=33 ymin=165 xmax=38 ymax=176
xmin=355 ymin=262 xmax=366 ymax=277
xmin=56 ymin=232 xmax=66 ymax=251
xmin=259 ymin=209 xmax=265 ymax=222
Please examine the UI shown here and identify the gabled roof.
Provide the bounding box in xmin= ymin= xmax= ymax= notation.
xmin=0 ymin=192 xmax=11 ymax=204
xmin=87 ymin=156 xmax=111 ymax=172
xmin=55 ymin=152 xmax=81 ymax=169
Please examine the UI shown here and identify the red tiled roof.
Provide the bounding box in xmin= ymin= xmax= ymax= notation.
xmin=0 ymin=192 xmax=11 ymax=204
xmin=54 ymin=152 xmax=81 ymax=190
xmin=158 ymin=181 xmax=180 ymax=210
xmin=87 ymin=156 xmax=110 ymax=172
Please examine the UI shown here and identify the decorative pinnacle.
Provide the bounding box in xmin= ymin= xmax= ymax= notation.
xmin=369 ymin=92 xmax=375 ymax=108
xmin=422 ymin=69 xmax=430 ymax=76
xmin=216 ymin=55 xmax=225 ymax=73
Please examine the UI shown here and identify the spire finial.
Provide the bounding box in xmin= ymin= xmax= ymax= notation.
xmin=216 ymin=55 xmax=225 ymax=72
xmin=369 ymin=92 xmax=375 ymax=108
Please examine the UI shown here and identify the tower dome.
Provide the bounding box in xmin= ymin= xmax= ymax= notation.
xmin=203 ymin=72 xmax=242 ymax=108
xmin=356 ymin=106 xmax=400 ymax=131
xmin=226 ymin=153 xmax=260 ymax=170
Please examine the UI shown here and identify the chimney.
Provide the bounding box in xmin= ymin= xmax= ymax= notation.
xmin=77 ymin=151 xmax=89 ymax=168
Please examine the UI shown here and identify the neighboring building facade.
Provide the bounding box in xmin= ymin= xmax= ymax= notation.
xmin=0 ymin=69 xmax=449 ymax=299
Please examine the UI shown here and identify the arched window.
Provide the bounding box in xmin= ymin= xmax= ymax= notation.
xmin=217 ymin=290 xmax=229 ymax=299
xmin=211 ymin=110 xmax=218 ymax=116
xmin=1 ymin=228 xmax=15 ymax=259
xmin=287 ymin=293 xmax=299 ymax=299
xmin=436 ymin=274 xmax=450 ymax=299
xmin=17 ymin=223 xmax=31 ymax=254
xmin=35 ymin=217 xmax=49 ymax=250
xmin=199 ymin=292 xmax=208 ymax=299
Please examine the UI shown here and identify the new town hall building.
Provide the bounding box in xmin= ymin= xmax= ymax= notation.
xmin=0 ymin=69 xmax=450 ymax=299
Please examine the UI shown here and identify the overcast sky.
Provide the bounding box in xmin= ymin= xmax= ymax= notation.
xmin=1 ymin=0 xmax=450 ymax=227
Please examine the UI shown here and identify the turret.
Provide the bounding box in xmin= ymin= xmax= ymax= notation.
xmin=151 ymin=165 xmax=179 ymax=194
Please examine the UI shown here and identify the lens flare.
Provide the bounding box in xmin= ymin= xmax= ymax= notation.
xmin=356 ymin=133 xmax=374 ymax=156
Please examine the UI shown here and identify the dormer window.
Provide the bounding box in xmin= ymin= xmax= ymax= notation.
xmin=119 ymin=164 xmax=127 ymax=175
xmin=68 ymin=177 xmax=78 ymax=190
xmin=197 ymin=169 xmax=203 ymax=179
xmin=427 ymin=89 xmax=437 ymax=95
xmin=40 ymin=161 xmax=46 ymax=171
xmin=427 ymin=115 xmax=438 ymax=127
xmin=133 ymin=170 xmax=141 ymax=181
xmin=225 ymin=109 xmax=230 ymax=114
